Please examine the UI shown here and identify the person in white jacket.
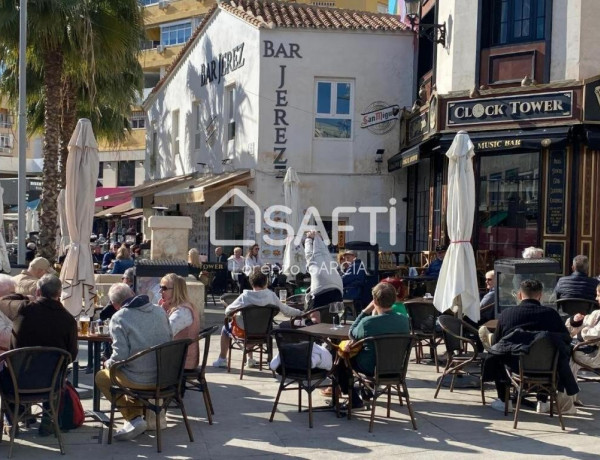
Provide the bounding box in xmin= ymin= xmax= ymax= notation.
xmin=305 ymin=231 xmax=343 ymax=308
xmin=213 ymin=270 xmax=303 ymax=369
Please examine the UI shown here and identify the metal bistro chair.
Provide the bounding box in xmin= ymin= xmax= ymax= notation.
xmin=108 ymin=339 xmax=194 ymax=453
xmin=0 ymin=347 xmax=71 ymax=458
xmin=556 ymin=298 xmax=599 ymax=317
xmin=504 ymin=336 xmax=565 ymax=430
xmin=183 ymin=325 xmax=220 ymax=424
xmin=285 ymin=294 xmax=307 ymax=311
xmin=434 ymin=315 xmax=485 ymax=404
xmin=345 ymin=334 xmax=417 ymax=432
xmin=269 ymin=329 xmax=330 ymax=428
xmin=404 ymin=301 xmax=443 ymax=373
xmin=227 ymin=305 xmax=279 ymax=379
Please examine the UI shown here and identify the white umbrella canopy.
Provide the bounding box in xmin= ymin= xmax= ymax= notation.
xmin=60 ymin=119 xmax=99 ymax=317
xmin=57 ymin=189 xmax=70 ymax=257
xmin=282 ymin=168 xmax=306 ymax=276
xmin=0 ymin=185 xmax=10 ymax=273
xmin=433 ymin=131 xmax=480 ymax=322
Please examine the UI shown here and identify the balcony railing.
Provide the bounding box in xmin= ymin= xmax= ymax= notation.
xmin=140 ymin=39 xmax=161 ymax=51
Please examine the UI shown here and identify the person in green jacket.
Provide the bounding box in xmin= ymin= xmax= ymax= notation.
xmin=337 ymin=282 xmax=410 ymax=410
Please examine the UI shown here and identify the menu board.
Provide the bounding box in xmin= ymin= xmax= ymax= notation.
xmin=259 ymin=208 xmax=287 ymax=265
xmin=546 ymin=150 xmax=566 ymax=235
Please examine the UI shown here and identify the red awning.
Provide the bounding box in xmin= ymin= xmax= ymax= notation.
xmin=95 ymin=187 xmax=132 ymax=208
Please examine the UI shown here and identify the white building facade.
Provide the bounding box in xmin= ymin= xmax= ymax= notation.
xmin=144 ymin=0 xmax=414 ymax=261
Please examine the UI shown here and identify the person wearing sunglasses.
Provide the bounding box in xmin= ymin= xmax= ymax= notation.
xmin=159 ymin=273 xmax=200 ymax=371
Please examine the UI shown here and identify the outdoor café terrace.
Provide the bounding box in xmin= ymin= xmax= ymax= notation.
xmin=6 ymin=300 xmax=599 ymax=460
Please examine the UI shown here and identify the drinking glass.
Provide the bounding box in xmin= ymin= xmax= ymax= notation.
xmin=335 ymin=302 xmax=345 ymax=326
xmin=79 ymin=315 xmax=90 ymax=336
xmin=279 ymin=289 xmax=287 ymax=303
xmin=329 ymin=304 xmax=338 ymax=330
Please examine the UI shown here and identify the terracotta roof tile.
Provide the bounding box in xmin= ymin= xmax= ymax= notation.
xmin=146 ymin=1 xmax=408 ymax=102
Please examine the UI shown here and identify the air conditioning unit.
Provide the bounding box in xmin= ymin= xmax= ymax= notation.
xmin=158 ymin=0 xmax=169 ymax=10
xmin=156 ymin=45 xmax=166 ymax=54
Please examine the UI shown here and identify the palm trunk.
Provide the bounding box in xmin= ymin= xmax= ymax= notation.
xmin=38 ymin=49 xmax=64 ymax=263
xmin=59 ymin=77 xmax=77 ymax=189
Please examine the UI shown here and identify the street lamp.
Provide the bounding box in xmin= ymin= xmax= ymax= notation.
xmin=404 ymin=0 xmax=447 ymax=46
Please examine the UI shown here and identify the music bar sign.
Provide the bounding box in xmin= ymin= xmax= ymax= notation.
xmin=447 ymin=91 xmax=573 ymax=126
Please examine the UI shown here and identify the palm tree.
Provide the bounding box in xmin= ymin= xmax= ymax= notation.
xmin=0 ymin=0 xmax=143 ymax=261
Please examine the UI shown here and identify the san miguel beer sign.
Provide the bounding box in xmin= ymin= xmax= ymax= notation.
xmin=447 ymin=91 xmax=573 ymax=126
xmin=361 ymin=103 xmax=400 ymax=134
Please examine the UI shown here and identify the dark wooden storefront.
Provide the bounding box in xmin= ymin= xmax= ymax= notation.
xmin=389 ymin=80 xmax=600 ymax=275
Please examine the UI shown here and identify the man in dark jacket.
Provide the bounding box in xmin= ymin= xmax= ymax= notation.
xmin=554 ymin=255 xmax=598 ymax=301
xmin=11 ymin=274 xmax=78 ymax=360
xmin=2 ymin=275 xmax=78 ymax=435
xmin=341 ymin=250 xmax=366 ymax=301
xmin=484 ymin=279 xmax=573 ymax=413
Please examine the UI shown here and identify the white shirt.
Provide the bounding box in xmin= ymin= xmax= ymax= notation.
xmin=225 ymin=289 xmax=303 ymax=328
xmin=270 ymin=343 xmax=333 ymax=371
xmin=228 ymin=255 xmax=245 ymax=277
xmin=168 ymin=307 xmax=193 ymax=336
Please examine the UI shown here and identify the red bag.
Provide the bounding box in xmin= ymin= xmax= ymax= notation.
xmin=59 ymin=381 xmax=85 ymax=430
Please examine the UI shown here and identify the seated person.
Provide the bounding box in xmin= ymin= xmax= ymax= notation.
xmin=95 ymin=284 xmax=172 ymax=441
xmin=228 ymin=247 xmax=248 ymax=293
xmin=481 ymin=279 xmax=577 ymax=413
xmin=566 ymin=283 xmax=600 ymax=379
xmin=12 ymin=257 xmax=56 ymax=296
xmin=479 ymin=270 xmax=495 ymax=324
xmin=425 ymin=245 xmax=446 ymax=279
xmin=554 ymin=254 xmax=599 ymax=301
xmin=336 ymin=282 xmax=410 ymax=410
xmin=212 ymin=270 xmax=303 ymax=369
xmin=212 ymin=246 xmax=229 ymax=295
xmin=341 ymin=250 xmax=367 ymax=301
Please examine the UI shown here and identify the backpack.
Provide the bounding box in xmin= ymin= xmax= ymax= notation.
xmin=59 ymin=381 xmax=85 ymax=430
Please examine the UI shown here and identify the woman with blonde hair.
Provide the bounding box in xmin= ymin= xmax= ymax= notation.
xmin=188 ymin=248 xmax=202 ymax=279
xmin=159 ymin=273 xmax=200 ymax=370
xmin=110 ymin=244 xmax=134 ymax=274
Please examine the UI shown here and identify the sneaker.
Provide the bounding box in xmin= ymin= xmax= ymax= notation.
xmin=536 ymin=401 xmax=550 ymax=414
xmin=212 ymin=357 xmax=227 ymax=368
xmin=113 ymin=416 xmax=147 ymax=441
xmin=246 ymin=358 xmax=258 ymax=368
xmin=491 ymin=398 xmax=513 ymax=413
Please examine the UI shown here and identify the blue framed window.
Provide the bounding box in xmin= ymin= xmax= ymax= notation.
xmin=161 ymin=22 xmax=192 ymax=46
xmin=314 ymin=80 xmax=353 ymax=139
xmin=140 ymin=0 xmax=159 ymax=6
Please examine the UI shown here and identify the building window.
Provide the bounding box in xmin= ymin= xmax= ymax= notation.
xmin=151 ymin=130 xmax=158 ymax=175
xmin=312 ymin=1 xmax=336 ymax=6
xmin=117 ymin=161 xmax=136 ymax=187
xmin=226 ymin=86 xmax=236 ymax=142
xmin=477 ymin=152 xmax=540 ymax=259
xmin=488 ymin=0 xmax=546 ymax=46
xmin=314 ymin=80 xmax=353 ymax=139
xmin=140 ymin=0 xmax=159 ymax=6
xmin=0 ymin=134 xmax=12 ymax=151
xmin=172 ymin=109 xmax=180 ymax=156
xmin=193 ymin=101 xmax=202 ymax=151
xmin=161 ymin=22 xmax=192 ymax=46
xmin=130 ymin=111 xmax=146 ymax=130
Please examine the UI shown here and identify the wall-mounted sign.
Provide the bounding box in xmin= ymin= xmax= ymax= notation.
xmin=262 ymin=42 xmax=303 ymax=172
xmin=401 ymin=151 xmax=419 ymax=168
xmin=584 ymin=79 xmax=600 ymax=123
xmin=407 ymin=111 xmax=429 ymax=144
xmin=474 ymin=138 xmax=523 ymax=151
xmin=544 ymin=241 xmax=565 ymax=273
xmin=200 ymin=43 xmax=245 ymax=87
xmin=360 ymin=102 xmax=400 ymax=134
xmin=545 ymin=150 xmax=567 ymax=235
xmin=447 ymin=91 xmax=573 ymax=126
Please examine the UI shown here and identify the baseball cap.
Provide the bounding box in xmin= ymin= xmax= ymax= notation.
xmin=342 ymin=250 xmax=356 ymax=257
xmin=30 ymin=257 xmax=57 ymax=275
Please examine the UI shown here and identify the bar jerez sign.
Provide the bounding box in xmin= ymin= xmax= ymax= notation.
xmin=447 ymin=91 xmax=573 ymax=126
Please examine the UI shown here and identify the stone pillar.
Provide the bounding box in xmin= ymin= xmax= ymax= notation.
xmin=147 ymin=216 xmax=192 ymax=261
xmin=186 ymin=278 xmax=205 ymax=329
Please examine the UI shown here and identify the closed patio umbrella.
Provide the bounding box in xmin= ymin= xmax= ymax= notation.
xmin=433 ymin=131 xmax=480 ymax=322
xmin=282 ymin=168 xmax=306 ymax=277
xmin=60 ymin=119 xmax=99 ymax=317
xmin=57 ymin=189 xmax=70 ymax=258
xmin=0 ymin=184 xmax=10 ymax=273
